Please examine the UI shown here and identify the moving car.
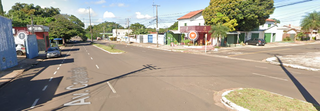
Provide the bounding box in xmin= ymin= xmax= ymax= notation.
xmin=245 ymin=38 xmax=266 ymax=46
xmin=16 ymin=44 xmax=25 ymax=56
xmin=46 ymin=47 xmax=61 ymax=58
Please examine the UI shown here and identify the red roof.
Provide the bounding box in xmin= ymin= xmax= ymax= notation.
xmin=266 ymin=19 xmax=276 ymax=22
xmin=177 ymin=10 xmax=204 ymax=20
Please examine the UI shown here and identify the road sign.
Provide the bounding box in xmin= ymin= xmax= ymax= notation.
xmin=188 ymin=31 xmax=199 ymax=41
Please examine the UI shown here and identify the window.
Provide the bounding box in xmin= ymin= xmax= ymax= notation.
xmin=184 ymin=23 xmax=187 ymax=26
xmin=268 ymin=24 xmax=271 ymax=27
xmin=199 ymin=23 xmax=201 ymax=26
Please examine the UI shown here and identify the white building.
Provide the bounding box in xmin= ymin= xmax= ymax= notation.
xmin=177 ymin=10 xmax=205 ymax=32
xmin=112 ymin=29 xmax=132 ymax=41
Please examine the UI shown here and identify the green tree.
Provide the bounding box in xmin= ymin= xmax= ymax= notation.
xmin=301 ymin=11 xmax=320 ymax=40
xmin=168 ymin=21 xmax=178 ymax=30
xmin=85 ymin=21 xmax=124 ymax=39
xmin=0 ymin=0 xmax=4 ymax=16
xmin=49 ymin=14 xmax=85 ymax=45
xmin=271 ymin=18 xmax=280 ymax=24
xmin=203 ymin=0 xmax=275 ymax=31
xmin=209 ymin=23 xmax=229 ymax=46
xmin=130 ymin=23 xmax=147 ymax=35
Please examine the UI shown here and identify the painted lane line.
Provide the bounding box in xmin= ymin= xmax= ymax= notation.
xmin=54 ymin=71 xmax=57 ymax=75
xmin=57 ymin=67 xmax=60 ymax=70
xmin=64 ymin=57 xmax=67 ymax=59
xmin=255 ymin=66 xmax=268 ymax=69
xmin=42 ymin=85 xmax=48 ymax=91
xmin=30 ymin=98 xmax=39 ymax=108
xmin=91 ymin=57 xmax=93 ymax=60
xmin=49 ymin=77 xmax=53 ymax=82
xmin=252 ymin=73 xmax=288 ymax=81
xmin=229 ymin=48 xmax=290 ymax=57
xmin=88 ymin=53 xmax=90 ymax=55
xmin=59 ymin=64 xmax=62 ymax=66
xmin=96 ymin=65 xmax=100 ymax=69
xmin=107 ymin=82 xmax=117 ymax=93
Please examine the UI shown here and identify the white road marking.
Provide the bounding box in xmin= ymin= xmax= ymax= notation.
xmin=42 ymin=85 xmax=48 ymax=91
xmin=252 ymin=73 xmax=288 ymax=81
xmin=64 ymin=57 xmax=67 ymax=59
xmin=54 ymin=71 xmax=57 ymax=75
xmin=59 ymin=64 xmax=62 ymax=66
xmin=57 ymin=67 xmax=60 ymax=70
xmin=88 ymin=53 xmax=90 ymax=55
xmin=96 ymin=65 xmax=99 ymax=69
xmin=255 ymin=66 xmax=268 ymax=69
xmin=91 ymin=57 xmax=93 ymax=60
xmin=30 ymin=98 xmax=39 ymax=108
xmin=107 ymin=82 xmax=117 ymax=93
xmin=49 ymin=77 xmax=53 ymax=81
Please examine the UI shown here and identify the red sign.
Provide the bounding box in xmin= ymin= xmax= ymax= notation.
xmin=188 ymin=31 xmax=199 ymax=41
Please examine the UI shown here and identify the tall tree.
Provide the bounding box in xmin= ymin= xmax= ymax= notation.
xmin=301 ymin=11 xmax=320 ymax=40
xmin=168 ymin=21 xmax=178 ymax=30
xmin=85 ymin=21 xmax=124 ymax=39
xmin=49 ymin=14 xmax=85 ymax=45
xmin=209 ymin=23 xmax=229 ymax=46
xmin=203 ymin=0 xmax=275 ymax=31
xmin=0 ymin=0 xmax=4 ymax=16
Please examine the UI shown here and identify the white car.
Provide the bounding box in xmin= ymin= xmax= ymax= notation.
xmin=16 ymin=44 xmax=26 ymax=55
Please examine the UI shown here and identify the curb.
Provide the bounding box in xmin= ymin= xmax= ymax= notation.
xmin=266 ymin=57 xmax=320 ymax=71
xmin=221 ymin=88 xmax=250 ymax=111
xmin=92 ymin=45 xmax=125 ymax=54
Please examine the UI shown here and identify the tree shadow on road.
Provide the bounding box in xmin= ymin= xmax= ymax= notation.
xmin=275 ymin=55 xmax=320 ymax=110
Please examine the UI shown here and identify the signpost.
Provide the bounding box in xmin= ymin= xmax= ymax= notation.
xmin=188 ymin=31 xmax=199 ymax=46
xmin=205 ymin=34 xmax=207 ymax=54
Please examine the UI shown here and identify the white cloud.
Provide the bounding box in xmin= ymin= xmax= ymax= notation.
xmin=94 ymin=0 xmax=106 ymax=4
xmin=118 ymin=3 xmax=125 ymax=7
xmin=109 ymin=3 xmax=126 ymax=7
xmin=135 ymin=12 xmax=153 ymax=19
xmin=77 ymin=8 xmax=98 ymax=17
xmin=103 ymin=11 xmax=116 ymax=18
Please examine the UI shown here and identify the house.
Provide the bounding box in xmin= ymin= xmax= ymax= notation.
xmin=112 ymin=29 xmax=132 ymax=42
xmin=177 ymin=9 xmax=284 ymax=46
xmin=12 ymin=25 xmax=50 ymax=51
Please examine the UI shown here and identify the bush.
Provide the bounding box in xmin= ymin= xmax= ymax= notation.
xmin=183 ymin=39 xmax=191 ymax=44
xmin=109 ymin=44 xmax=115 ymax=49
xmin=312 ymin=37 xmax=316 ymax=40
xmin=283 ymin=37 xmax=291 ymax=41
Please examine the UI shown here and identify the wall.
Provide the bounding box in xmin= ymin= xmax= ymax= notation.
xmin=26 ymin=35 xmax=39 ymax=59
xmin=0 ymin=16 xmax=18 ymax=70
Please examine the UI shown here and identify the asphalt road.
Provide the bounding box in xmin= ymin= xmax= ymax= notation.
xmin=0 ymin=41 xmax=319 ymax=111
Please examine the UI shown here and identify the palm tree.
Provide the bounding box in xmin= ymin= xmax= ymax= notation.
xmin=209 ymin=23 xmax=229 ymax=46
xmin=301 ymin=11 xmax=320 ymax=40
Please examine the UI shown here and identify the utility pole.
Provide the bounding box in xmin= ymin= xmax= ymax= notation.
xmin=103 ymin=27 xmax=105 ymax=40
xmin=88 ymin=7 xmax=93 ymax=43
xmin=153 ymin=4 xmax=160 ymax=47
xmin=127 ymin=18 xmax=130 ymax=44
xmin=31 ymin=14 xmax=34 ymax=35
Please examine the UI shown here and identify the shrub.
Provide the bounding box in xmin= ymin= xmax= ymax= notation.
xmin=109 ymin=44 xmax=115 ymax=49
xmin=183 ymin=39 xmax=191 ymax=44
xmin=312 ymin=37 xmax=316 ymax=40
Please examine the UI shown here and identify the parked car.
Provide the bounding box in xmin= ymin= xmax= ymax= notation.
xmin=46 ymin=47 xmax=61 ymax=58
xmin=245 ymin=38 xmax=266 ymax=46
xmin=15 ymin=44 xmax=25 ymax=56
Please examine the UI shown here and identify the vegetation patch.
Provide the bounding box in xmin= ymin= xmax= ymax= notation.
xmin=93 ymin=43 xmax=125 ymax=53
xmin=225 ymin=88 xmax=320 ymax=111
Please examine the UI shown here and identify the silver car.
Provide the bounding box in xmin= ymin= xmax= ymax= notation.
xmin=46 ymin=47 xmax=62 ymax=58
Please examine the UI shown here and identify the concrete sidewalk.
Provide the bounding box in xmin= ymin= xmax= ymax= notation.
xmin=0 ymin=55 xmax=44 ymax=88
xmin=103 ymin=40 xmax=320 ymax=54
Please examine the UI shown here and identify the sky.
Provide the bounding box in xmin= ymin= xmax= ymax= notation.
xmin=2 ymin=0 xmax=320 ymax=29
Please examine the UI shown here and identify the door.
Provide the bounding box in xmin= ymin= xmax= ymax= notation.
xmin=148 ymin=35 xmax=153 ymax=43
xmin=272 ymin=33 xmax=276 ymax=42
xmin=264 ymin=33 xmax=271 ymax=43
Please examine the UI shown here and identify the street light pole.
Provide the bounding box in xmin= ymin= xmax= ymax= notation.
xmin=88 ymin=7 xmax=93 ymax=43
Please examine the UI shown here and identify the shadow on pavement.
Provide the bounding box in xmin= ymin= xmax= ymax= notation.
xmin=61 ymin=48 xmax=80 ymax=52
xmin=53 ymin=64 xmax=159 ymax=98
xmin=0 ymin=58 xmax=74 ymax=111
xmin=275 ymin=55 xmax=320 ymax=110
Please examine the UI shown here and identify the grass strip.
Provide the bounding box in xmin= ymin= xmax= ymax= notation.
xmin=225 ymin=88 xmax=320 ymax=111
xmin=92 ymin=43 xmax=125 ymax=53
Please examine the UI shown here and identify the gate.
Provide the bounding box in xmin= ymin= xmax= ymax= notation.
xmin=140 ymin=35 xmax=143 ymax=43
xmin=148 ymin=35 xmax=153 ymax=43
